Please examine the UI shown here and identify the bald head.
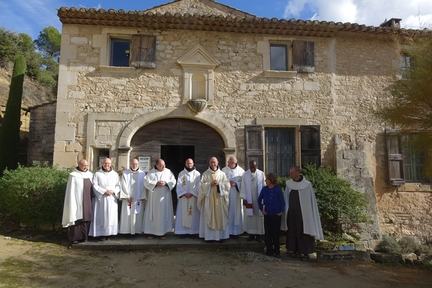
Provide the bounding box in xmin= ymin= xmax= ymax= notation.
xmin=209 ymin=157 xmax=218 ymax=170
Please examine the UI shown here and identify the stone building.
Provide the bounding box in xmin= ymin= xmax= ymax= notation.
xmin=27 ymin=101 xmax=56 ymax=166
xmin=52 ymin=0 xmax=432 ymax=243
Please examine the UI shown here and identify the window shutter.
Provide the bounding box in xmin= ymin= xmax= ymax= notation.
xmin=245 ymin=125 xmax=264 ymax=170
xmin=386 ymin=129 xmax=405 ymax=186
xmin=292 ymin=40 xmax=315 ymax=72
xmin=300 ymin=125 xmax=321 ymax=168
xmin=130 ymin=35 xmax=156 ymax=68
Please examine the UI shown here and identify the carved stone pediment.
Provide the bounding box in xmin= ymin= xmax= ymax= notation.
xmin=177 ymin=44 xmax=219 ymax=107
xmin=177 ymin=44 xmax=220 ymax=69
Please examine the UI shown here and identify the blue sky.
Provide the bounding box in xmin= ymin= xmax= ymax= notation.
xmin=1 ymin=0 xmax=431 ymax=40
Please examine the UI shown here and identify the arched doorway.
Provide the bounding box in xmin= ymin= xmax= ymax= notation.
xmin=130 ymin=118 xmax=225 ymax=172
xmin=130 ymin=118 xmax=225 ymax=211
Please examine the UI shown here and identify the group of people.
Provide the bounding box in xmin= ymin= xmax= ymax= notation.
xmin=61 ymin=156 xmax=323 ymax=260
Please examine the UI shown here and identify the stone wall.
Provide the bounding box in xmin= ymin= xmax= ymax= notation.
xmin=27 ymin=102 xmax=56 ymax=166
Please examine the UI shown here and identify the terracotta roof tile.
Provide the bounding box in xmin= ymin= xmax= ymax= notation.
xmin=57 ymin=6 xmax=431 ymax=37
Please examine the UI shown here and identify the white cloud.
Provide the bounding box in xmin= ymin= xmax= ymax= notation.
xmin=283 ymin=0 xmax=432 ymax=28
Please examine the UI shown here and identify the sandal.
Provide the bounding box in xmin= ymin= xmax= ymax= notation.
xmin=160 ymin=236 xmax=166 ymax=240
xmin=147 ymin=236 xmax=154 ymax=239
xmin=302 ymin=255 xmax=309 ymax=261
xmin=289 ymin=252 xmax=297 ymax=258
xmin=71 ymin=241 xmax=78 ymax=244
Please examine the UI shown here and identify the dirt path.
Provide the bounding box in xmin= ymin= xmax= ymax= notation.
xmin=1 ymin=234 xmax=432 ymax=288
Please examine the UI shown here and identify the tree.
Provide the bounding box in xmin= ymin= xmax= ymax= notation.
xmin=34 ymin=26 xmax=61 ymax=60
xmin=0 ymin=55 xmax=26 ymax=176
xmin=34 ymin=26 xmax=60 ymax=93
xmin=0 ymin=27 xmax=19 ymax=68
xmin=376 ymin=34 xmax=432 ymax=171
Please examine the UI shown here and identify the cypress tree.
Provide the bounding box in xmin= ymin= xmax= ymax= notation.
xmin=0 ymin=55 xmax=26 ymax=176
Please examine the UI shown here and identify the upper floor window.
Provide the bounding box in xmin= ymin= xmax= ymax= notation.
xmin=270 ymin=44 xmax=288 ymax=71
xmin=260 ymin=39 xmax=315 ymax=78
xmin=109 ymin=34 xmax=156 ymax=68
xmin=111 ymin=39 xmax=130 ymax=66
xmin=400 ymin=54 xmax=410 ymax=80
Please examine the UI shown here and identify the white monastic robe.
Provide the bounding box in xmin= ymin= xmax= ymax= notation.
xmin=198 ymin=167 xmax=230 ymax=241
xmin=143 ymin=168 xmax=176 ymax=236
xmin=240 ymin=169 xmax=266 ymax=235
xmin=222 ymin=165 xmax=245 ymax=235
xmin=174 ymin=168 xmax=201 ymax=235
xmin=119 ymin=168 xmax=146 ymax=235
xmin=89 ymin=169 xmax=121 ymax=237
xmin=62 ymin=168 xmax=93 ymax=228
xmin=282 ymin=177 xmax=324 ymax=240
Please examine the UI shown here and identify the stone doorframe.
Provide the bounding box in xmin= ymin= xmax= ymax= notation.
xmin=116 ymin=106 xmax=237 ymax=169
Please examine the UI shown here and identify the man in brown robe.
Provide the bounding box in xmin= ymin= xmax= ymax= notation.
xmin=61 ymin=159 xmax=93 ymax=245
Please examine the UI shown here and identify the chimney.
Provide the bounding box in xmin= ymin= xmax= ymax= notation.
xmin=380 ymin=18 xmax=402 ymax=28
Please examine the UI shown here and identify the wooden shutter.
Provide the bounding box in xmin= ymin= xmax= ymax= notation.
xmin=245 ymin=125 xmax=264 ymax=170
xmin=292 ymin=40 xmax=315 ymax=72
xmin=300 ymin=125 xmax=321 ymax=168
xmin=386 ymin=129 xmax=405 ymax=186
xmin=130 ymin=35 xmax=156 ymax=68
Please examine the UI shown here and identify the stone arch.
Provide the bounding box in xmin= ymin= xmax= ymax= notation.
xmin=117 ymin=106 xmax=236 ymax=168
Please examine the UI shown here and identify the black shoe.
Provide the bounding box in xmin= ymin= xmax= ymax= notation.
xmin=247 ymin=235 xmax=255 ymax=242
xmin=179 ymin=235 xmax=186 ymax=239
xmin=264 ymin=251 xmax=273 ymax=256
xmin=256 ymin=236 xmax=262 ymax=242
xmin=274 ymin=253 xmax=281 ymax=258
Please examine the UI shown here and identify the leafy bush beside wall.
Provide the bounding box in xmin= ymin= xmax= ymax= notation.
xmin=278 ymin=164 xmax=369 ymax=239
xmin=0 ymin=162 xmax=70 ymax=228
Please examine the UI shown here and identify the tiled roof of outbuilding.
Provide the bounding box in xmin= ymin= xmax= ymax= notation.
xmin=57 ymin=7 xmax=431 ymax=38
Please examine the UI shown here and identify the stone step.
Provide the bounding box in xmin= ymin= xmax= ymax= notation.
xmin=71 ymin=232 xmax=265 ymax=252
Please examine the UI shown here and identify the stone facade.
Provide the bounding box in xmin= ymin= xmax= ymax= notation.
xmin=50 ymin=0 xmax=432 ymax=243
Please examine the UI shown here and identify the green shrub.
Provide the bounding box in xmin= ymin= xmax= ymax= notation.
xmin=278 ymin=164 xmax=369 ymax=239
xmin=0 ymin=162 xmax=71 ymax=227
xmin=376 ymin=235 xmax=402 ymax=254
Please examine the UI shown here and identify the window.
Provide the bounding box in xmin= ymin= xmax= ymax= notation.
xmin=400 ymin=54 xmax=410 ymax=80
xmin=270 ymin=44 xmax=288 ymax=71
xmin=261 ymin=40 xmax=315 ymax=77
xmin=402 ymin=135 xmax=428 ymax=183
xmin=245 ymin=125 xmax=320 ymax=177
xmin=110 ymin=34 xmax=156 ymax=68
xmin=265 ymin=128 xmax=296 ymax=176
xmin=111 ymin=39 xmax=130 ymax=66
xmin=386 ymin=129 xmax=429 ymax=185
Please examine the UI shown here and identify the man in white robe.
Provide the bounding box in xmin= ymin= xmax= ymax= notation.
xmin=62 ymin=159 xmax=93 ymax=245
xmin=89 ymin=158 xmax=121 ymax=241
xmin=174 ymin=158 xmax=201 ymax=238
xmin=222 ymin=156 xmax=245 ymax=238
xmin=143 ymin=158 xmax=176 ymax=239
xmin=240 ymin=160 xmax=265 ymax=242
xmin=198 ymin=157 xmax=230 ymax=242
xmin=282 ymin=166 xmax=324 ymax=259
xmin=119 ymin=159 xmax=146 ymax=236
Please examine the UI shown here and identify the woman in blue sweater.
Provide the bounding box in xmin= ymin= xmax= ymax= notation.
xmin=258 ymin=173 xmax=285 ymax=258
